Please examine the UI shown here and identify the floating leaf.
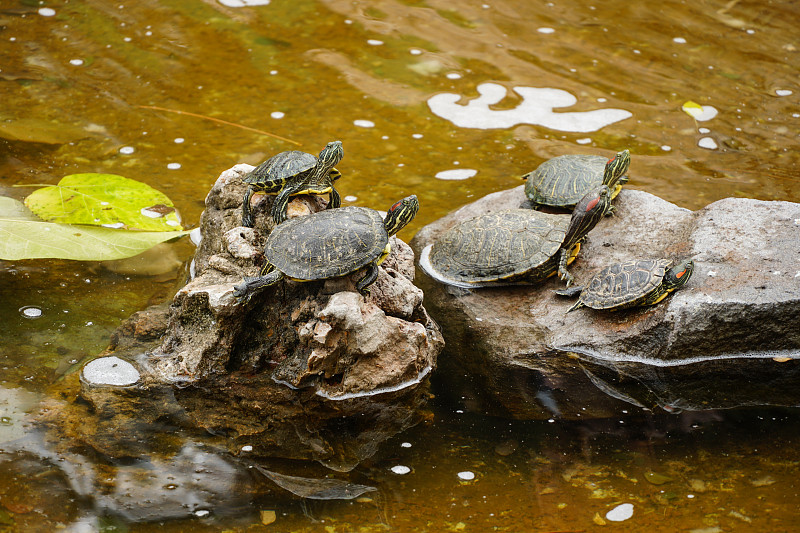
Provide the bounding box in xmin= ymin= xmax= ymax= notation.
xmin=0 ymin=197 xmax=188 ymax=261
xmin=681 ymin=101 xmax=718 ymax=122
xmin=23 ymin=173 xmax=183 ymax=231
xmin=0 ymin=117 xmax=90 ymax=144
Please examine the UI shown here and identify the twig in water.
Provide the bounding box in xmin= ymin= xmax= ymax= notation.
xmin=138 ymin=105 xmax=301 ymax=146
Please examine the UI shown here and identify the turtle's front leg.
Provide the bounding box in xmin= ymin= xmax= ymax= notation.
xmin=356 ymin=263 xmax=379 ymax=295
xmin=271 ymin=186 xmax=295 ymax=224
xmin=242 ymin=185 xmax=257 ymax=228
xmin=557 ymin=248 xmax=575 ymax=287
xmin=327 ymin=187 xmax=341 ymax=209
xmin=233 ymin=268 xmax=284 ymax=303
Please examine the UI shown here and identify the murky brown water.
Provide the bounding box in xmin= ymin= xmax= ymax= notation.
xmin=1 ymin=0 xmax=799 ymax=531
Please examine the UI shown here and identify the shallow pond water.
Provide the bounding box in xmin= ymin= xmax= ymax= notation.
xmin=1 ymin=0 xmax=799 ymax=531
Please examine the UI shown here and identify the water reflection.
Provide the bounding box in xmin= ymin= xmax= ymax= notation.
xmin=2 ymin=0 xmax=800 ymax=530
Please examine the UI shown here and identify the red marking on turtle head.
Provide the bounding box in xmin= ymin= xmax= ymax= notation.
xmin=607 ymin=156 xmax=615 ymax=164
xmin=585 ymin=197 xmax=600 ymax=212
xmin=390 ymin=200 xmax=403 ymax=212
xmin=676 ymin=268 xmax=687 ymax=278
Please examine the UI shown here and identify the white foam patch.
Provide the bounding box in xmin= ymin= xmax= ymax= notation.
xmin=698 ymin=137 xmax=718 ymax=150
xmin=427 ymin=83 xmax=632 ymax=133
xmin=435 ymin=169 xmax=477 ymax=180
xmin=218 ymin=0 xmax=270 ymax=6
xmin=684 ymin=104 xmax=718 ymax=121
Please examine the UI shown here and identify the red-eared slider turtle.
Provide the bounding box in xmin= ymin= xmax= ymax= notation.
xmin=233 ymin=195 xmax=419 ymax=302
xmin=558 ymin=258 xmax=694 ymax=312
xmin=241 ymin=141 xmax=344 ymax=227
xmin=419 ymin=185 xmax=612 ymax=289
xmin=523 ymin=150 xmax=630 ymax=212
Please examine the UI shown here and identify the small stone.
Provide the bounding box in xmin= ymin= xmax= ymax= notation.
xmin=750 ymin=475 xmax=776 ymax=487
xmin=260 ymin=510 xmax=276 ymax=525
xmin=688 ymin=478 xmax=707 ymax=492
xmin=81 ymin=356 xmax=140 ymax=387
xmin=593 ymin=512 xmax=606 ymax=525
xmin=606 ymin=503 xmax=634 ymax=522
xmin=645 ymin=471 xmax=673 ymax=485
xmin=494 ymin=439 xmax=518 ymax=456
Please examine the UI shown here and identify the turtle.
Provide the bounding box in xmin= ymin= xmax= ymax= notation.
xmin=233 ymin=195 xmax=420 ymax=302
xmin=557 ymin=258 xmax=694 ymax=312
xmin=241 ymin=140 xmax=344 ymax=227
xmin=523 ymin=149 xmax=630 ymax=212
xmin=419 ymin=184 xmax=612 ymax=289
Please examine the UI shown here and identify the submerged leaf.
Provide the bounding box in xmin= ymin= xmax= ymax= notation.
xmin=0 ymin=197 xmax=188 ymax=261
xmin=0 ymin=117 xmax=90 ymax=144
xmin=253 ymin=465 xmax=377 ymax=500
xmin=23 ymin=173 xmax=183 ymax=231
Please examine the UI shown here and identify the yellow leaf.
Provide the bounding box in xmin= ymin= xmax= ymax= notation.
xmin=681 ymin=100 xmax=704 ymax=119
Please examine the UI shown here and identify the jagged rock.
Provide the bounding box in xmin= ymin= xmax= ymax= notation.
xmin=412 ymin=186 xmax=800 ymax=419
xmin=45 ymin=164 xmax=442 ymax=471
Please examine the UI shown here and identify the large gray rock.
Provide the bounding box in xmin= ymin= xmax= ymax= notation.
xmin=412 ymin=186 xmax=800 ymax=419
xmin=52 ymin=164 xmax=442 ymax=472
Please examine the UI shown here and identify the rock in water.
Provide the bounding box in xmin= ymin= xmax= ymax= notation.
xmin=412 ymin=185 xmax=800 ymax=419
xmin=49 ymin=164 xmax=442 ymax=473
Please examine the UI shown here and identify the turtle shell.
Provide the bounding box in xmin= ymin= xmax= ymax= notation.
xmin=578 ymin=259 xmax=672 ymax=310
xmin=524 ymin=154 xmax=608 ymax=208
xmin=264 ymin=206 xmax=388 ymax=281
xmin=427 ymin=209 xmax=570 ymax=284
xmin=243 ymin=150 xmax=317 ymax=188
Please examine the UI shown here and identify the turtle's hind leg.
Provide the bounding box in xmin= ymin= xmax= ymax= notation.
xmin=356 ymin=263 xmax=379 ymax=295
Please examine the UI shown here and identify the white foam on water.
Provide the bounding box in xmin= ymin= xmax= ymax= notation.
xmin=684 ymin=104 xmax=718 ymax=121
xmin=218 ymin=0 xmax=270 ymax=6
xmin=354 ymin=119 xmax=375 ymax=128
xmin=427 ymin=83 xmax=632 ymax=133
xmin=435 ymin=169 xmax=477 ymax=180
xmin=698 ymin=137 xmax=718 ymax=150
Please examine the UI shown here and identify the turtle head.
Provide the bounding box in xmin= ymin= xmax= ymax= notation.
xmin=317 ymin=141 xmax=344 ymax=169
xmin=384 ymin=195 xmax=419 ymax=236
xmin=663 ymin=259 xmax=694 ymax=291
xmin=602 ymin=149 xmax=631 ymax=188
xmin=562 ymin=185 xmax=611 ymax=248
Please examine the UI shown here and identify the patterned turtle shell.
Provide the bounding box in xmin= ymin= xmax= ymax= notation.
xmin=243 ymin=150 xmax=317 ymax=188
xmin=523 ymin=150 xmax=630 ymax=210
xmin=265 ymin=206 xmax=389 ymax=281
xmin=423 ymin=185 xmax=612 ymax=288
xmin=568 ymin=258 xmax=694 ymax=311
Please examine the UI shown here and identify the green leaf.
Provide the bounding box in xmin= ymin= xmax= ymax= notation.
xmin=0 ymin=197 xmax=189 ymax=261
xmin=0 ymin=117 xmax=90 ymax=144
xmin=23 ymin=173 xmax=183 ymax=231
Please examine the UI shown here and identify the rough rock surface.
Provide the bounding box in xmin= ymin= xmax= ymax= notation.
xmin=48 ymin=164 xmax=442 ymax=471
xmin=412 ymin=186 xmax=800 ymax=419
